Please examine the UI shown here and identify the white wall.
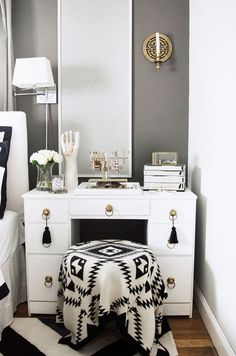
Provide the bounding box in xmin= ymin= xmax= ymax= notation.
xmin=189 ymin=0 xmax=236 ymax=354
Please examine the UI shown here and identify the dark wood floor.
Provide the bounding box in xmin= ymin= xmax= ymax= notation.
xmin=14 ymin=303 xmax=218 ymax=355
xmin=168 ymin=308 xmax=218 ymax=356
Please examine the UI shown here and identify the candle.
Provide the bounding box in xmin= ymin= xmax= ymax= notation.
xmin=156 ymin=32 xmax=160 ymax=57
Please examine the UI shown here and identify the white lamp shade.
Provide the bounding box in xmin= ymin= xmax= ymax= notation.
xmin=12 ymin=57 xmax=55 ymax=89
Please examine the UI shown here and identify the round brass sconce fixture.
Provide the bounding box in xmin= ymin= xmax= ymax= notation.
xmin=143 ymin=33 xmax=173 ymax=69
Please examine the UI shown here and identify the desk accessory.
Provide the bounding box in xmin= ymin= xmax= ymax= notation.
xmin=89 ymin=150 xmax=129 ymax=187
xmin=61 ymin=131 xmax=79 ymax=191
xmin=144 ymin=164 xmax=186 ymax=191
xmin=51 ymin=175 xmax=65 ymax=193
xmin=152 ymin=152 xmax=178 ymax=165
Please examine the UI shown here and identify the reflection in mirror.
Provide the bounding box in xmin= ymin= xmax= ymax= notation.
xmin=58 ymin=0 xmax=132 ymax=177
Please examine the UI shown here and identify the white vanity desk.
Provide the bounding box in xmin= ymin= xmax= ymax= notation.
xmin=23 ymin=187 xmax=196 ymax=317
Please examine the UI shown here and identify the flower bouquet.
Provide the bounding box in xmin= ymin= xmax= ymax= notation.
xmin=30 ymin=149 xmax=63 ymax=191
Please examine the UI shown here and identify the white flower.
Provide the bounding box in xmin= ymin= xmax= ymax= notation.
xmin=30 ymin=149 xmax=63 ymax=166
xmin=52 ymin=151 xmax=63 ymax=163
xmin=40 ymin=149 xmax=54 ymax=162
xmin=36 ymin=153 xmax=48 ymax=165
xmin=30 ymin=152 xmax=39 ymax=163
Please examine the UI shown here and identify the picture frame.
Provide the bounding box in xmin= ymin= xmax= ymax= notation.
xmin=51 ymin=175 xmax=65 ymax=193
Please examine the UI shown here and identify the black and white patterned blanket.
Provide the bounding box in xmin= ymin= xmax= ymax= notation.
xmin=0 ymin=269 xmax=9 ymax=301
xmin=56 ymin=240 xmax=167 ymax=355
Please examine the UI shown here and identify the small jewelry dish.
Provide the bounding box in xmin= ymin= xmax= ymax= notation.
xmin=95 ymin=180 xmax=125 ymax=189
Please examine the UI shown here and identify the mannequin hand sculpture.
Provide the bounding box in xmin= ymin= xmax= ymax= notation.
xmin=61 ymin=131 xmax=80 ymax=191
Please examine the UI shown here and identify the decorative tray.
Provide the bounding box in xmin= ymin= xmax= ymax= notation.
xmin=74 ymin=181 xmax=142 ymax=195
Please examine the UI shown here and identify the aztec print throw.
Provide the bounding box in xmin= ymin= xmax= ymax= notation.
xmin=56 ymin=239 xmax=170 ymax=355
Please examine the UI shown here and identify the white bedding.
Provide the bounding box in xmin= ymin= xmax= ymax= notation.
xmin=0 ymin=210 xmax=27 ymax=339
xmin=0 ymin=112 xmax=29 ymax=340
xmin=0 ymin=245 xmax=27 ymax=339
xmin=0 ymin=210 xmax=20 ymax=266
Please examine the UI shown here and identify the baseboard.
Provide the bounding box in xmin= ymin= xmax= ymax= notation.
xmin=194 ymin=284 xmax=235 ymax=356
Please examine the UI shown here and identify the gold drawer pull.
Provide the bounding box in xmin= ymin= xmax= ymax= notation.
xmin=169 ymin=209 xmax=177 ymax=220
xmin=105 ymin=204 xmax=113 ymax=216
xmin=42 ymin=208 xmax=51 ymax=221
xmin=167 ymin=277 xmax=175 ymax=289
xmin=44 ymin=275 xmax=53 ymax=288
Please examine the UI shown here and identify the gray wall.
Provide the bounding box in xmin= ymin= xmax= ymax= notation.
xmin=133 ymin=0 xmax=189 ymax=183
xmin=12 ymin=0 xmax=189 ymax=188
xmin=12 ymin=0 xmax=58 ymax=188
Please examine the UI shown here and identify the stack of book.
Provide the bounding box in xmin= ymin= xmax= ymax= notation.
xmin=143 ymin=164 xmax=186 ymax=191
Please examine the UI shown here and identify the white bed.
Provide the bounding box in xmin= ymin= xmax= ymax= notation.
xmin=0 ymin=111 xmax=29 ymax=340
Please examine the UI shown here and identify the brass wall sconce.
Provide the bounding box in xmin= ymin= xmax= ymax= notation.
xmin=143 ymin=32 xmax=173 ymax=70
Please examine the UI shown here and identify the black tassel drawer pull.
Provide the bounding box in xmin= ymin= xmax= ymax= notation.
xmin=42 ymin=208 xmax=51 ymax=248
xmin=168 ymin=209 xmax=178 ymax=248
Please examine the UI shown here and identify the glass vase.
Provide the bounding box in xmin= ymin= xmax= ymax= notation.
xmin=36 ymin=163 xmax=54 ymax=191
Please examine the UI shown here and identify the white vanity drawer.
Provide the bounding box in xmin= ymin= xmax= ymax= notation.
xmin=150 ymin=199 xmax=196 ymax=223
xmin=163 ymin=303 xmax=191 ymax=316
xmin=25 ymin=223 xmax=69 ymax=254
xmin=70 ymin=199 xmax=150 ymax=218
xmin=148 ymin=223 xmax=195 ymax=256
xmin=24 ymin=198 xmax=69 ymax=223
xmin=28 ymin=301 xmax=57 ymax=315
xmin=157 ymin=256 xmax=193 ymax=303
xmin=27 ymin=255 xmax=63 ymax=301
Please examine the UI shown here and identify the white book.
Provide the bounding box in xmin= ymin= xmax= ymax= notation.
xmin=143 ymin=182 xmax=185 ymax=191
xmin=144 ymin=170 xmax=185 ymax=176
xmin=144 ymin=176 xmax=185 ymax=183
xmin=144 ymin=164 xmax=185 ymax=171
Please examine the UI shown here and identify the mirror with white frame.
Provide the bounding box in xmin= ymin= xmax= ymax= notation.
xmin=58 ymin=0 xmax=132 ymax=177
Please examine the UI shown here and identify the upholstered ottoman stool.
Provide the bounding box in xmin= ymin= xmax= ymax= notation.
xmin=56 ymin=239 xmax=167 ymax=355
